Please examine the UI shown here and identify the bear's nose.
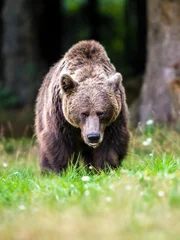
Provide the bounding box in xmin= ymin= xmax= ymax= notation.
xmin=87 ymin=133 xmax=100 ymax=143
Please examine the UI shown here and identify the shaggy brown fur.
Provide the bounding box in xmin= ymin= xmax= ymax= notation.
xmin=35 ymin=40 xmax=129 ymax=173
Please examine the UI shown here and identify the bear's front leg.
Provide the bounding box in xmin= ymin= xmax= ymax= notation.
xmin=39 ymin=146 xmax=74 ymax=174
xmin=39 ymin=131 xmax=75 ymax=174
xmin=92 ymin=147 xmax=120 ymax=170
xmin=39 ymin=149 xmax=54 ymax=173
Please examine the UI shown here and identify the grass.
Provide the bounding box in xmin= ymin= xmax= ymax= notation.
xmin=0 ymin=124 xmax=180 ymax=240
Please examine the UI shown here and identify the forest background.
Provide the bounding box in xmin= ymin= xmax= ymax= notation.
xmin=1 ymin=0 xmax=179 ymax=137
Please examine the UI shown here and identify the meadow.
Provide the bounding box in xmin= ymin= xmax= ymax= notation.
xmin=0 ymin=123 xmax=180 ymax=240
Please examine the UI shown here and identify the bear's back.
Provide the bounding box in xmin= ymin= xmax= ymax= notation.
xmin=62 ymin=40 xmax=116 ymax=83
xmin=65 ymin=40 xmax=108 ymax=63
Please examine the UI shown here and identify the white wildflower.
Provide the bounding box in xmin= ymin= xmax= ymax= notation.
xmin=164 ymin=173 xmax=175 ymax=180
xmin=146 ymin=119 xmax=154 ymax=125
xmin=106 ymin=196 xmax=112 ymax=202
xmin=81 ymin=176 xmax=90 ymax=182
xmin=144 ymin=176 xmax=151 ymax=181
xmin=19 ymin=205 xmax=26 ymax=211
xmin=137 ymin=171 xmax=143 ymax=179
xmin=110 ymin=170 xmax=115 ymax=175
xmin=142 ymin=138 xmax=152 ymax=146
xmin=84 ymin=184 xmax=89 ymax=189
xmin=149 ymin=152 xmax=154 ymax=157
xmin=140 ymin=191 xmax=144 ymax=196
xmin=158 ymin=191 xmax=165 ymax=197
xmin=84 ymin=190 xmax=90 ymax=196
xmin=89 ymin=166 xmax=93 ymax=169
xmin=121 ymin=169 xmax=128 ymax=174
xmin=109 ymin=184 xmax=114 ymax=190
xmin=2 ymin=162 xmax=8 ymax=168
xmin=125 ymin=185 xmax=132 ymax=191
xmin=95 ymin=185 xmax=102 ymax=191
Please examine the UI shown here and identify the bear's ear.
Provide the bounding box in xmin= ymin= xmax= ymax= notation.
xmin=107 ymin=73 xmax=122 ymax=91
xmin=60 ymin=74 xmax=79 ymax=94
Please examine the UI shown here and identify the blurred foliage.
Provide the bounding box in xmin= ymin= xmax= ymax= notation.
xmin=62 ymin=0 xmax=88 ymax=12
xmin=99 ymin=0 xmax=126 ymax=69
xmin=62 ymin=0 xmax=129 ymax=72
xmin=0 ymin=0 xmax=141 ymax=113
xmin=0 ymin=87 xmax=18 ymax=111
xmin=99 ymin=0 xmax=125 ymax=17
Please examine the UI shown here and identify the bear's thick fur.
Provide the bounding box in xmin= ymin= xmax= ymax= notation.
xmin=35 ymin=40 xmax=129 ymax=173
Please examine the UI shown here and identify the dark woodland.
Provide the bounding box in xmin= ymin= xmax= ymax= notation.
xmin=0 ymin=0 xmax=179 ymax=137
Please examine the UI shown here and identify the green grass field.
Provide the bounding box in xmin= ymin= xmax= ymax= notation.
xmin=0 ymin=124 xmax=180 ymax=240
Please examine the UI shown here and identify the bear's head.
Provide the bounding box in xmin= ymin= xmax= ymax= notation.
xmin=60 ymin=73 xmax=123 ymax=148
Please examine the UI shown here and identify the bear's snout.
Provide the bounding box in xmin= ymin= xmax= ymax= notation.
xmin=87 ymin=133 xmax=100 ymax=143
xmin=81 ymin=115 xmax=103 ymax=148
xmin=83 ymin=131 xmax=103 ymax=148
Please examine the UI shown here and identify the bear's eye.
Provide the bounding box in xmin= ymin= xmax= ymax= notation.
xmin=81 ymin=112 xmax=89 ymax=117
xmin=96 ymin=111 xmax=105 ymax=117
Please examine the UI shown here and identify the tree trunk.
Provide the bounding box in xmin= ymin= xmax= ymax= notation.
xmin=139 ymin=0 xmax=180 ymax=123
xmin=2 ymin=0 xmax=44 ymax=105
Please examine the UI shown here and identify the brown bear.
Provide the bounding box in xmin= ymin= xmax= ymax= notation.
xmin=35 ymin=40 xmax=129 ymax=173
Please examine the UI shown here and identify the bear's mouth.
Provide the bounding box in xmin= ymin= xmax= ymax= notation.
xmin=88 ymin=142 xmax=100 ymax=148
